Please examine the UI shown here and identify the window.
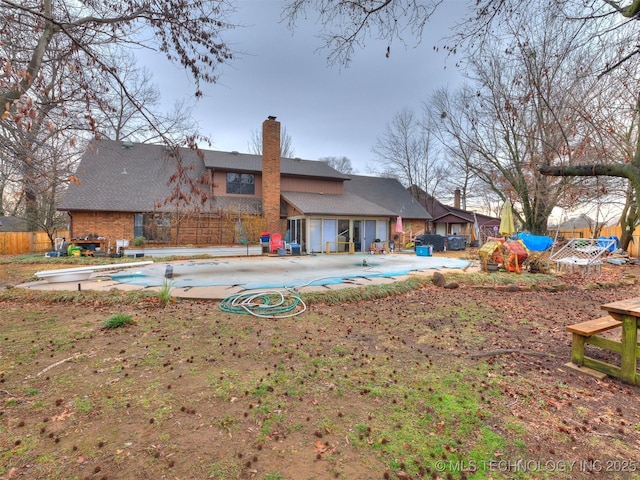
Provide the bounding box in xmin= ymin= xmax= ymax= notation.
xmin=226 ymin=172 xmax=255 ymax=195
xmin=138 ymin=213 xmax=171 ymax=241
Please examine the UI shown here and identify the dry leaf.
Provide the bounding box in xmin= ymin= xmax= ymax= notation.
xmin=52 ymin=410 xmax=73 ymax=421
xmin=314 ymin=439 xmax=327 ymax=453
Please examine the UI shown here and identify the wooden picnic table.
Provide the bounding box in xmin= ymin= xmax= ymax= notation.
xmin=600 ymin=298 xmax=640 ymax=384
xmin=566 ymin=297 xmax=640 ymax=384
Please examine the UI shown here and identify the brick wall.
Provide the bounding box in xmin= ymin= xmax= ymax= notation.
xmin=262 ymin=116 xmax=281 ymax=235
xmin=69 ymin=210 xmax=267 ymax=246
xmin=166 ymin=212 xmax=265 ymax=244
xmin=71 ymin=211 xmax=133 ymax=242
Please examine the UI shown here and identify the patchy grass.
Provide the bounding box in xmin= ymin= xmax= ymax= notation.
xmin=158 ymin=279 xmax=174 ymax=305
xmin=1 ymin=257 xmax=639 ymax=479
xmin=102 ymin=313 xmax=135 ymax=329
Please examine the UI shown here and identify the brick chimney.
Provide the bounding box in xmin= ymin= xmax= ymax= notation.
xmin=454 ymin=188 xmax=461 ymax=209
xmin=262 ymin=116 xmax=281 ymax=234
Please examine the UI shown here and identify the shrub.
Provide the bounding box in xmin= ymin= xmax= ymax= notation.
xmin=133 ymin=236 xmax=147 ymax=247
xmin=103 ymin=313 xmax=134 ymax=329
xmin=159 ymin=280 xmax=173 ymax=305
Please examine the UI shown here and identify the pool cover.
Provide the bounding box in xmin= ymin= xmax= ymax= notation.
xmin=109 ymin=254 xmax=472 ymax=290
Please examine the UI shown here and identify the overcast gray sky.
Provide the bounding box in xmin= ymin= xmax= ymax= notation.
xmin=140 ymin=0 xmax=465 ymax=173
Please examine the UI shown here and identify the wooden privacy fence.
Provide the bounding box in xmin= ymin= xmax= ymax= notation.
xmin=0 ymin=230 xmax=69 ymax=255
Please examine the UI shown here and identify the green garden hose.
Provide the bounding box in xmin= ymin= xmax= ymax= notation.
xmin=219 ymin=290 xmax=306 ymax=318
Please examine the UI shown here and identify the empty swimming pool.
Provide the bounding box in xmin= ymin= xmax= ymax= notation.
xmin=109 ymin=253 xmax=473 ymax=290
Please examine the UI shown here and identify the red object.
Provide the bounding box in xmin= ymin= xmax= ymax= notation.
xmin=270 ymin=233 xmax=285 ymax=253
xmin=504 ymin=241 xmax=528 ymax=272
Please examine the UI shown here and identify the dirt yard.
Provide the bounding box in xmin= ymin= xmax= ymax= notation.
xmin=1 ymin=257 xmax=640 ymax=480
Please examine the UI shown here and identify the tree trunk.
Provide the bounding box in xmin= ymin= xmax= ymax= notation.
xmin=618 ymin=183 xmax=638 ymax=251
xmin=23 ymin=159 xmax=39 ymax=232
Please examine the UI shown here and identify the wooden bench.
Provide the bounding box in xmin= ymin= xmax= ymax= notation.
xmin=566 ymin=316 xmax=622 ymax=373
xmin=567 ymin=316 xmax=622 ymax=337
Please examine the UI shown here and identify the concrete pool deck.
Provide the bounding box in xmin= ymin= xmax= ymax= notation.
xmin=17 ymin=252 xmax=479 ymax=300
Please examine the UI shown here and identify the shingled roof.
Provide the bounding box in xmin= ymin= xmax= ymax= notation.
xmin=204 ymin=151 xmax=350 ymax=180
xmin=58 ymin=139 xmax=347 ymax=213
xmin=281 ymin=191 xmax=395 ymax=216
xmin=58 ymin=140 xmax=206 ymax=212
xmin=0 ymin=215 xmax=28 ymax=232
xmin=344 ymin=175 xmax=431 ymax=220
xmin=59 ymin=140 xmax=430 ymax=220
xmin=413 ymin=187 xmax=499 ymax=227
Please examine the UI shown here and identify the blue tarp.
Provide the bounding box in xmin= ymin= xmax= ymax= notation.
xmin=514 ymin=232 xmax=554 ymax=252
xmin=598 ymin=235 xmax=619 ymax=252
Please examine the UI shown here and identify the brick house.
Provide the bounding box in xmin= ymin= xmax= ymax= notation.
xmin=58 ymin=117 xmax=431 ymax=254
xmin=412 ymin=186 xmax=500 ymax=244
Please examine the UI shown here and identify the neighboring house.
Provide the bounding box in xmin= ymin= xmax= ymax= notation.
xmin=58 ymin=116 xmax=431 ymax=254
xmin=0 ymin=216 xmax=28 ymax=232
xmin=412 ymin=187 xmax=500 ymax=243
xmin=553 ymin=214 xmax=603 ymax=238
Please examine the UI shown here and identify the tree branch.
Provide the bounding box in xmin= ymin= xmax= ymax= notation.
xmin=540 ymin=163 xmax=638 ymax=181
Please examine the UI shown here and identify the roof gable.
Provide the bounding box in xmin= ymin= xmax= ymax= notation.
xmin=344 ymin=176 xmax=431 ymax=220
xmin=203 ymin=150 xmax=350 ymax=180
xmin=412 ymin=187 xmax=499 ymax=225
xmin=59 ymin=139 xmax=208 ymax=212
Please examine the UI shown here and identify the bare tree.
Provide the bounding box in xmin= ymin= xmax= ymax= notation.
xmin=248 ymin=126 xmax=296 ymax=158
xmin=93 ymin=52 xmax=200 ymax=144
xmin=284 ymin=0 xmax=640 ymax=71
xmin=0 ymin=1 xmax=238 ymax=222
xmin=283 ymin=0 xmax=441 ymax=67
xmin=1 ymin=1 xmax=235 ymax=116
xmin=1 ymin=113 xmax=82 ymax=237
xmin=371 ymin=108 xmax=446 ymax=204
xmin=540 ymin=66 xmax=640 ymax=247
xmin=282 ymin=0 xmax=640 ymax=243
xmin=427 ymin=7 xmax=622 ymax=235
xmin=528 ymin=6 xmax=640 ymax=248
xmin=319 ymin=156 xmax=354 ymax=174
xmin=0 ymin=145 xmax=20 ymax=216
xmin=0 ymin=29 xmax=89 ymax=232
xmin=425 ymin=89 xmax=492 ymax=212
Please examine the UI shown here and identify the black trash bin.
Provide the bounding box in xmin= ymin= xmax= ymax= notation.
xmin=290 ymin=243 xmax=301 ymax=256
xmin=446 ymin=235 xmax=467 ymax=251
xmin=414 ymin=234 xmax=446 ymax=252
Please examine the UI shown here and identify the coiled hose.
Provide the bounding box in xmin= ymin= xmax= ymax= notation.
xmin=219 ymin=289 xmax=306 ymax=318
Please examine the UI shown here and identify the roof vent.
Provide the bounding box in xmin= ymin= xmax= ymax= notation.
xmin=121 ymin=168 xmax=128 ymax=175
xmin=231 ymin=151 xmax=239 ymax=155
xmin=121 ymin=141 xmax=134 ymax=149
xmin=162 ymin=145 xmax=173 ymax=152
